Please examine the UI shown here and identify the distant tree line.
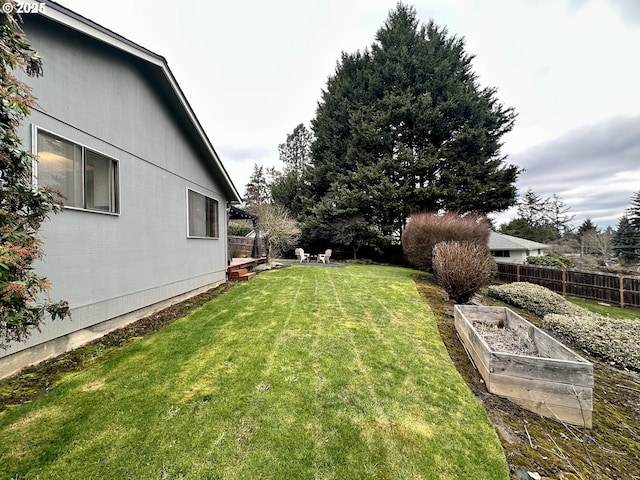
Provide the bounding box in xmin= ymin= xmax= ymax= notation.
xmin=499 ymin=188 xmax=640 ymax=267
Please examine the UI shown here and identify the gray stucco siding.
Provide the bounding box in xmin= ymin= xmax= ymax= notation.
xmin=1 ymin=16 xmax=230 ymax=360
xmin=4 ymin=116 xmax=228 ymax=357
xmin=22 ymin=16 xmax=225 ymax=196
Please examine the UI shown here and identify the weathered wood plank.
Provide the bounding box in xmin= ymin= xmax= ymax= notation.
xmin=458 ymin=305 xmax=507 ymax=324
xmin=507 ymin=310 xmax=585 ymax=362
xmin=454 ymin=308 xmax=492 ymax=385
xmin=491 ymin=353 xmax=594 ymax=388
xmin=514 ymin=397 xmax=592 ymax=428
xmin=460 ymin=332 xmax=491 ymax=387
xmin=490 ymin=373 xmax=593 ymax=410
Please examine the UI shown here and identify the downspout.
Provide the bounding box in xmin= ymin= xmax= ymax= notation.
xmin=226 ymin=202 xmax=232 ymax=266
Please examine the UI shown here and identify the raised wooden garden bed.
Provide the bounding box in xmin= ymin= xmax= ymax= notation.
xmin=454 ymin=305 xmax=593 ymax=428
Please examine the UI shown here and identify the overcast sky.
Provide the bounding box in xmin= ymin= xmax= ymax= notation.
xmin=56 ymin=0 xmax=640 ymax=229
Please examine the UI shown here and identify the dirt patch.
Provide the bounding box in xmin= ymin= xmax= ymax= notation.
xmin=414 ymin=274 xmax=640 ymax=480
xmin=473 ymin=321 xmax=542 ymax=357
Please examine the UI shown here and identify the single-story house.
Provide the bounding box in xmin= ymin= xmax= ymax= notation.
xmin=488 ymin=231 xmax=550 ymax=264
xmin=1 ymin=2 xmax=241 ymax=378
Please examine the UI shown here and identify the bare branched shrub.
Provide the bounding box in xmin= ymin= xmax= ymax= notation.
xmin=252 ymin=204 xmax=301 ymax=261
xmin=432 ymin=241 xmax=495 ymax=303
xmin=402 ymin=211 xmax=491 ymax=271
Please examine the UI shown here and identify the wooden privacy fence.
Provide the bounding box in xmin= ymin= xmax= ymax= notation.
xmin=229 ymin=236 xmax=255 ymax=257
xmin=495 ymin=263 xmax=640 ymax=309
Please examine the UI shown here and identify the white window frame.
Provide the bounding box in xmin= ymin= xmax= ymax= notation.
xmin=33 ymin=126 xmax=120 ymax=215
xmin=186 ymin=188 xmax=219 ymax=239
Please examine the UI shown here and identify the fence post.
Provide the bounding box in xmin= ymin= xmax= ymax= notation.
xmin=516 ymin=264 xmax=520 ymax=282
xmin=620 ymin=275 xmax=625 ymax=308
xmin=562 ymin=269 xmax=566 ymax=297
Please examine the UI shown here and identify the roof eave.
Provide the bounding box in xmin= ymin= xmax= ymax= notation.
xmin=38 ymin=1 xmax=242 ymax=203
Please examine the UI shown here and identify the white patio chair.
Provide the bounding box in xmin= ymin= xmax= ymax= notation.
xmin=317 ymin=249 xmax=332 ymax=264
xmin=294 ymin=248 xmax=310 ymax=263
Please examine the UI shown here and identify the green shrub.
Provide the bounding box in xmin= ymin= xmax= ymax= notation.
xmin=433 ymin=241 xmax=495 ymax=303
xmin=402 ymin=211 xmax=490 ymax=271
xmin=487 ymin=282 xmax=583 ymax=316
xmin=526 ymin=253 xmax=572 ymax=268
xmin=544 ymin=313 xmax=640 ymax=370
xmin=488 ymin=282 xmax=640 ymax=370
xmin=229 ymin=221 xmax=253 ymax=236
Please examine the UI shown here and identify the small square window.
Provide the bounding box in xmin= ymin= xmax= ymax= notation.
xmin=187 ymin=189 xmax=218 ymax=238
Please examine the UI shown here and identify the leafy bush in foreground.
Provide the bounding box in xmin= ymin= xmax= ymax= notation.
xmin=433 ymin=241 xmax=495 ymax=303
xmin=488 ymin=282 xmax=640 ymax=370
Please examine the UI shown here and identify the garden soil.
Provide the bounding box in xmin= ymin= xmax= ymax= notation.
xmin=1 ymin=275 xmax=639 ymax=479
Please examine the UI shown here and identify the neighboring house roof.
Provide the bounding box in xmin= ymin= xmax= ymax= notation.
xmin=488 ymin=231 xmax=550 ymax=251
xmin=40 ymin=1 xmax=241 ymax=203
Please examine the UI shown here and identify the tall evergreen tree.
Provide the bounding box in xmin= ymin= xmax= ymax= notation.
xmin=277 ymin=123 xmax=313 ymax=178
xmin=500 ymin=188 xmax=568 ymax=243
xmin=613 ymin=215 xmax=639 ymax=265
xmin=628 ymin=190 xmax=640 ymax=231
xmin=577 ymin=218 xmax=597 ymax=236
xmin=306 ymin=3 xmax=519 ymax=250
xmin=547 ymin=194 xmax=575 ymax=235
xmin=577 ymin=218 xmax=597 ymax=256
xmin=517 ymin=188 xmax=547 ymax=227
xmin=243 ymin=164 xmax=272 ymax=211
xmin=271 ymin=124 xmax=313 ymax=214
xmin=612 ymin=190 xmax=640 ymax=265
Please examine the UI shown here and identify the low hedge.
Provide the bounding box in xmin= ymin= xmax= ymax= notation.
xmin=487 ymin=282 xmax=640 ymax=370
xmin=487 ymin=282 xmax=584 ymax=317
xmin=544 ymin=313 xmax=640 ymax=371
xmin=526 ymin=253 xmax=573 ymax=268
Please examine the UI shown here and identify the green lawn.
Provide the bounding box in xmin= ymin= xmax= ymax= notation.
xmin=0 ymin=265 xmax=508 ymax=479
xmin=567 ymin=296 xmax=640 ymax=320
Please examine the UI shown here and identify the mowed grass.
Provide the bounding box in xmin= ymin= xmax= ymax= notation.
xmin=567 ymin=296 xmax=640 ymax=320
xmin=0 ymin=265 xmax=508 ymax=479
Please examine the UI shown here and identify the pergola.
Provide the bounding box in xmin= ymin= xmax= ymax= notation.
xmin=228 ymin=205 xmax=262 ymax=258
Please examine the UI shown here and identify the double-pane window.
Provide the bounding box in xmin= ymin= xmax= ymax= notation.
xmin=36 ymin=129 xmax=119 ymax=213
